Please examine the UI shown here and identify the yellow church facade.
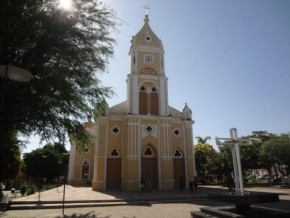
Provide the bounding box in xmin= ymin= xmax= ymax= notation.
xmin=68 ymin=15 xmax=195 ymax=191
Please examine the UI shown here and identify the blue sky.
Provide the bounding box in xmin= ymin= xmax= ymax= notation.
xmin=24 ymin=0 xmax=290 ymax=152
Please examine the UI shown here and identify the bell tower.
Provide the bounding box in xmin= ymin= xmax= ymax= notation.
xmin=127 ymin=15 xmax=168 ymax=116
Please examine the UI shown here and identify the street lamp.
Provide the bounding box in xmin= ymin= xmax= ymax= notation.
xmin=0 ymin=65 xmax=33 ymax=82
xmin=38 ymin=155 xmax=47 ymax=201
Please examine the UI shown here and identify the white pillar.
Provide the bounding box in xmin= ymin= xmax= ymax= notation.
xmin=68 ymin=141 xmax=76 ymax=180
xmin=230 ymin=128 xmax=244 ymax=194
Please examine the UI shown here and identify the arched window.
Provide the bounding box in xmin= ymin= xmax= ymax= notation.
xmin=139 ymin=86 xmax=147 ymax=115
xmin=139 ymin=83 xmax=159 ymax=115
xmin=150 ymin=86 xmax=159 ymax=115
xmin=81 ymin=160 xmax=89 ymax=180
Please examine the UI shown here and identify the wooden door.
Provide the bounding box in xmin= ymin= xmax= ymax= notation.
xmin=141 ymin=158 xmax=158 ymax=189
xmin=106 ymin=158 xmax=122 ymax=189
xmin=173 ymin=158 xmax=185 ymax=189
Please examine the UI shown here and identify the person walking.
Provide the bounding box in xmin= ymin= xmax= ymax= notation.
xmin=189 ymin=180 xmax=193 ymax=194
xmin=193 ymin=176 xmax=198 ymax=193
xmin=140 ymin=177 xmax=145 ymax=191
xmin=227 ymin=175 xmax=235 ymax=192
xmin=179 ymin=176 xmax=184 ymax=192
xmin=147 ymin=175 xmax=152 ymax=193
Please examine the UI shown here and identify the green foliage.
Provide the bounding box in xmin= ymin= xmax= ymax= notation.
xmin=23 ymin=142 xmax=69 ymax=180
xmin=240 ymin=142 xmax=262 ymax=171
xmin=26 ymin=183 xmax=37 ymax=195
xmin=0 ymin=0 xmax=117 ymax=148
xmin=0 ymin=136 xmax=22 ymax=180
xmin=194 ymin=143 xmax=217 ymax=176
xmin=20 ymin=185 xmax=27 ymax=196
xmin=192 ymin=130 xmax=290 ymax=184
xmin=93 ymin=100 xmax=108 ymax=120
xmin=261 ymin=135 xmax=290 ymax=174
xmin=199 ymin=131 xmax=290 ymax=180
xmin=216 ymin=145 xmax=233 ymax=175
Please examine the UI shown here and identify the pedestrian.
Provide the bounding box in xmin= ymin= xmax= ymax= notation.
xmin=179 ymin=176 xmax=184 ymax=192
xmin=147 ymin=175 xmax=152 ymax=192
xmin=0 ymin=191 xmax=3 ymax=202
xmin=227 ymin=175 xmax=235 ymax=192
xmin=193 ymin=176 xmax=198 ymax=193
xmin=140 ymin=177 xmax=145 ymax=191
xmin=189 ymin=180 xmax=193 ymax=194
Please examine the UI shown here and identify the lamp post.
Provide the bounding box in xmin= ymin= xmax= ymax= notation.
xmin=38 ymin=155 xmax=47 ymax=201
xmin=61 ymin=152 xmax=69 ymax=218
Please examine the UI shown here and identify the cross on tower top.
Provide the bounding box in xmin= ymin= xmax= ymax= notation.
xmin=143 ymin=4 xmax=150 ymax=15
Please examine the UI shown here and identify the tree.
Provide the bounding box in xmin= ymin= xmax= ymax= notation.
xmin=0 ymin=0 xmax=117 ymax=149
xmin=252 ymin=131 xmax=270 ymax=143
xmin=195 ymin=136 xmax=211 ymax=144
xmin=239 ymin=143 xmax=261 ymax=171
xmin=216 ymin=145 xmax=233 ymax=176
xmin=218 ymin=131 xmax=273 ymax=173
xmin=194 ymin=143 xmax=216 ymax=176
xmin=261 ymin=135 xmax=290 ymax=175
xmin=0 ymin=136 xmax=22 ymax=181
xmin=23 ymin=142 xmax=68 ymax=181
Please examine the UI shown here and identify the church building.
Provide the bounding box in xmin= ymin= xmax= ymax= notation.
xmin=68 ymin=14 xmax=195 ymax=191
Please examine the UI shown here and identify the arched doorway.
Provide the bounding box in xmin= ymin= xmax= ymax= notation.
xmin=106 ymin=148 xmax=122 ymax=189
xmin=141 ymin=145 xmax=158 ymax=189
xmin=173 ymin=149 xmax=186 ymax=189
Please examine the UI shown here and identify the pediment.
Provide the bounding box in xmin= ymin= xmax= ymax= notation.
xmin=168 ymin=106 xmax=182 ymax=118
xmin=108 ymin=101 xmax=128 ymax=115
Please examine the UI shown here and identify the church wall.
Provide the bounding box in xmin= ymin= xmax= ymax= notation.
xmin=159 ymin=160 xmax=174 ymax=189
xmin=141 ymin=135 xmax=158 ymax=147
xmin=184 ymin=122 xmax=195 ymax=181
xmin=68 ymin=139 xmax=95 ymax=186
xmin=171 ymin=122 xmax=185 ymax=150
xmin=107 ymin=120 xmax=123 ymax=155
xmin=122 ymin=117 xmax=140 ymax=191
xmin=92 ymin=118 xmax=108 ymax=190
xmin=123 ymin=159 xmax=139 ymax=191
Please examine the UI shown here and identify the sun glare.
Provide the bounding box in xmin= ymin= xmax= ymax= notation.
xmin=59 ymin=0 xmax=72 ymax=10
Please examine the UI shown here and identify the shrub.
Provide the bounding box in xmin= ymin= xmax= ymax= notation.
xmin=20 ymin=186 xmax=27 ymax=196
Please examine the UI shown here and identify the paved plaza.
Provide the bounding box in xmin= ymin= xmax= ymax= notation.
xmin=2 ymin=185 xmax=290 ymax=218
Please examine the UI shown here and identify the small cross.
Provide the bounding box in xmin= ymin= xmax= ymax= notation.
xmin=143 ymin=4 xmax=150 ymax=15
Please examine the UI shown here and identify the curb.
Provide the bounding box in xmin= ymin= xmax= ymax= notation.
xmin=8 ymin=196 xmax=208 ymax=210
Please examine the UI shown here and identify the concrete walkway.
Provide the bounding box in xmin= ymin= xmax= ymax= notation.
xmin=5 ymin=184 xmax=288 ymax=201
xmin=7 ymin=184 xmax=290 ymax=204
xmin=2 ymin=185 xmax=290 ymax=218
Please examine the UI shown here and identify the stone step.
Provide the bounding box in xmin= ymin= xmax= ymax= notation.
xmin=9 ymin=201 xmax=148 ymax=210
xmin=9 ymin=197 xmax=201 ymax=210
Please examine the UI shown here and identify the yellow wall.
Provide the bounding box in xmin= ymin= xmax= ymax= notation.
xmin=71 ymin=117 xmax=195 ymax=192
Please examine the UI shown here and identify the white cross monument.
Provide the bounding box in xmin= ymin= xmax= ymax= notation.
xmin=216 ymin=128 xmax=252 ymax=195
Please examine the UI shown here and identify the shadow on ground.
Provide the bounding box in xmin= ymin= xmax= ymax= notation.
xmin=57 ymin=211 xmax=110 ymax=218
